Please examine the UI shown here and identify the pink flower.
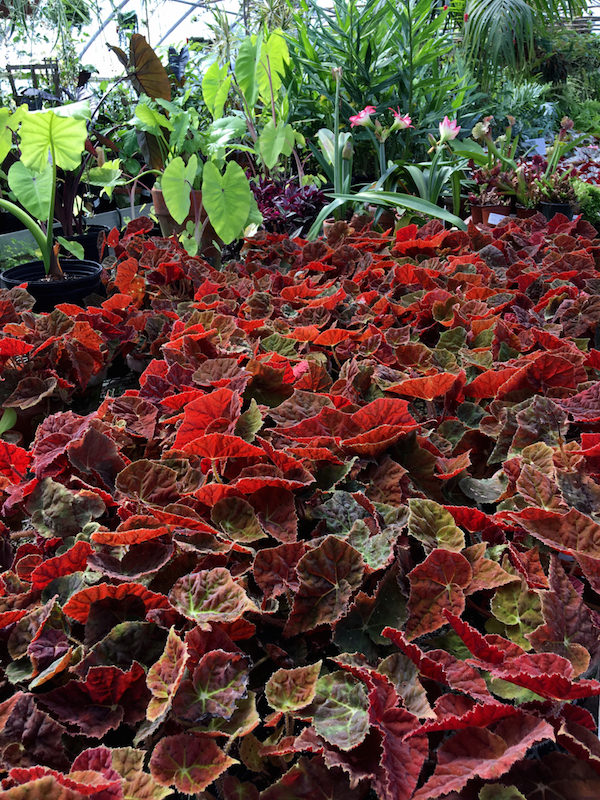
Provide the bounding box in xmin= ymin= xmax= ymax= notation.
xmin=349 ymin=106 xmax=376 ymax=128
xmin=464 ymin=12 xmax=469 ymax=20
xmin=389 ymin=108 xmax=413 ymax=130
xmin=438 ymin=116 xmax=461 ymax=143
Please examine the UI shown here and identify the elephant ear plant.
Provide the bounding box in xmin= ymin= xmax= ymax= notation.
xmin=0 ymin=103 xmax=89 ymax=279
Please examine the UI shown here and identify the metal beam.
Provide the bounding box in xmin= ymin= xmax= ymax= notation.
xmin=79 ymin=0 xmax=130 ymax=59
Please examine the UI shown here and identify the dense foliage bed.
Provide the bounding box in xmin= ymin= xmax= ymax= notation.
xmin=1 ymin=213 xmax=600 ymax=799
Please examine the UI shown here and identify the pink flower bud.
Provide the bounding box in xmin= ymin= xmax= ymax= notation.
xmin=349 ymin=106 xmax=377 ymax=128
xmin=438 ymin=115 xmax=461 ymax=143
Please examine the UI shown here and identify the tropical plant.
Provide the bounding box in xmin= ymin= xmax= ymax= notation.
xmin=0 ymin=102 xmax=116 ymax=276
xmin=462 ymin=0 xmax=587 ymax=86
xmin=287 ymin=0 xmax=477 ymax=167
xmin=308 ymin=113 xmax=467 ymax=238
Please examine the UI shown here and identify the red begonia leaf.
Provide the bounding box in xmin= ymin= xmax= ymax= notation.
xmin=462 ymin=543 xmax=517 ymax=595
xmin=180 ymin=433 xmax=264 ymax=460
xmin=0 ymin=441 xmax=31 ymax=482
xmin=8 ymin=597 xmax=57 ymax=659
xmin=0 ymin=337 xmax=33 ymax=359
xmin=406 ymin=548 xmax=472 ymax=639
xmin=169 ymin=567 xmax=256 ymax=625
xmin=366 ymin=673 xmax=428 ymax=800
xmin=116 ymin=460 xmax=180 ymax=504
xmin=495 ymin=353 xmax=583 ymax=402
xmin=29 ymin=541 xmax=93 ymax=590
xmin=508 ymin=545 xmax=550 ymax=590
xmin=253 ymin=542 xmax=305 ymax=601
xmin=412 ymin=714 xmax=554 ymax=800
xmin=386 ymin=372 xmax=462 ymax=400
xmin=0 ymin=692 xmax=68 ymax=771
xmin=261 ymin=756 xmax=367 ymax=800
xmin=146 ymin=627 xmax=188 ymax=722
xmin=249 ymin=486 xmax=298 ymax=542
xmin=149 ymin=734 xmax=235 ymax=793
xmin=92 ymin=516 xmax=170 ymax=547
xmin=510 ymin=507 xmax=600 ymax=560
xmin=505 ymin=752 xmax=600 ymax=799
xmin=172 ymin=649 xmax=249 ymax=721
xmin=66 ymin=427 xmax=128 ymax=491
xmin=527 ymin=556 xmax=598 ymax=675
xmin=313 ymin=328 xmax=354 ymax=346
xmin=341 ymin=425 xmax=417 ymax=457
xmin=557 ymin=381 xmax=600 ymax=421
xmin=0 ymin=609 xmax=29 ymax=629
xmin=40 ymin=662 xmax=149 ymax=737
xmin=465 ymin=367 xmax=519 ymax=398
xmin=172 ymin=388 xmax=241 ymax=449
xmin=284 ymin=536 xmax=365 ymax=636
xmin=0 ymin=776 xmax=90 ymax=800
xmin=350 ymin=397 xmax=416 ymax=429
xmin=411 ymin=699 xmax=520 ymax=736
xmin=8 ymin=766 xmax=119 ymax=797
xmin=443 ymin=610 xmax=518 ymax=664
xmin=63 ymin=583 xmax=172 ymax=623
xmin=265 ymin=661 xmax=322 ymax=713
xmin=482 ymin=653 xmax=600 ymax=700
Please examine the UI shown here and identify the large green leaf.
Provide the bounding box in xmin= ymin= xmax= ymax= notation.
xmin=56 ymin=237 xmax=85 ymax=260
xmin=235 ymin=34 xmax=263 ymax=108
xmin=86 ymin=159 xmax=123 ymax=198
xmin=308 ymin=189 xmax=466 ymax=241
xmin=258 ymin=120 xmax=295 ymax=170
xmin=133 ymin=102 xmax=173 ymax=135
xmin=257 ymin=30 xmax=290 ymax=103
xmin=0 ymin=108 xmax=13 ymax=165
xmin=202 ymin=60 xmax=231 ymax=120
xmin=7 ymin=161 xmax=52 ymax=221
xmin=201 ymin=160 xmax=251 ymax=244
xmin=161 ymin=155 xmax=198 ymax=224
xmin=52 ymin=100 xmax=91 ymax=120
xmin=19 ymin=110 xmax=88 ymax=173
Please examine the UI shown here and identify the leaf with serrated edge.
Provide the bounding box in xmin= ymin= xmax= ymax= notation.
xmin=169 ymin=568 xmax=256 ymax=625
xmin=146 ymin=627 xmax=188 ymax=722
xmin=406 ymin=549 xmax=472 ymax=640
xmin=413 ymin=714 xmax=553 ymax=800
xmin=149 ymin=733 xmax=236 ymax=793
xmin=311 ymin=670 xmax=369 ymax=751
xmin=408 ymin=498 xmax=465 ymax=552
xmin=284 ymin=536 xmax=365 ymax=637
xmin=173 ymin=649 xmax=248 ymax=721
xmin=265 ymin=661 xmax=322 ymax=713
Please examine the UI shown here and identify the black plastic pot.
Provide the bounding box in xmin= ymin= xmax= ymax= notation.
xmin=57 ymin=225 xmax=110 ymax=261
xmin=538 ymin=201 xmax=574 ymax=222
xmin=0 ymin=259 xmax=104 ymax=312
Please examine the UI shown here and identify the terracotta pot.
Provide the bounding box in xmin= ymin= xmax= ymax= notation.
xmin=481 ymin=204 xmax=510 ymax=225
xmin=470 ymin=204 xmax=483 ymax=224
xmin=151 ymin=188 xmax=220 ymax=259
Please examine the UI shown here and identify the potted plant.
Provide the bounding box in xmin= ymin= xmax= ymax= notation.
xmin=454 ymin=116 xmax=518 ymax=223
xmin=533 ymin=169 xmax=578 ymax=221
xmin=0 ymin=104 xmax=104 ymax=310
xmin=467 ymin=163 xmax=512 ymax=223
xmin=127 ymin=96 xmax=260 ymax=257
xmin=529 ymin=118 xmax=583 ymax=221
